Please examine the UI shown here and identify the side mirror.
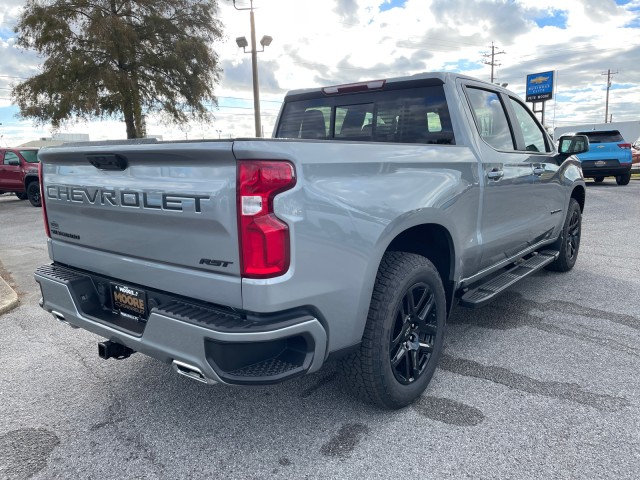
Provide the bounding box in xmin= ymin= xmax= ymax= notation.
xmin=558 ymin=135 xmax=589 ymax=155
xmin=6 ymin=158 xmax=20 ymax=166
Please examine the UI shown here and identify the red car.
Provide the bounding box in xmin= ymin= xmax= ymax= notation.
xmin=0 ymin=148 xmax=41 ymax=206
xmin=632 ymin=140 xmax=640 ymax=172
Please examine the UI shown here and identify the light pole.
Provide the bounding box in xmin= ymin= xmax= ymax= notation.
xmin=216 ymin=129 xmax=222 ymax=139
xmin=234 ymin=0 xmax=272 ymax=138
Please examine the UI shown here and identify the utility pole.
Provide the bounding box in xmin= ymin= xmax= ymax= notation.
xmin=234 ymin=0 xmax=272 ymax=138
xmin=482 ymin=42 xmax=505 ymax=83
xmin=602 ymin=69 xmax=618 ymax=124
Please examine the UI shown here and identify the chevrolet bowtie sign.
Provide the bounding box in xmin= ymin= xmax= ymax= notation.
xmin=526 ymin=71 xmax=554 ymax=103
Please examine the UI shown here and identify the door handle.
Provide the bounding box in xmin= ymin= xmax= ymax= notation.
xmin=487 ymin=169 xmax=504 ymax=180
xmin=533 ymin=167 xmax=545 ymax=176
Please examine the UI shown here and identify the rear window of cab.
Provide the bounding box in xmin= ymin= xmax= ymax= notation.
xmin=276 ymin=85 xmax=455 ymax=145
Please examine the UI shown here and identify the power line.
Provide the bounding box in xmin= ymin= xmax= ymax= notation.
xmin=482 ymin=42 xmax=505 ymax=83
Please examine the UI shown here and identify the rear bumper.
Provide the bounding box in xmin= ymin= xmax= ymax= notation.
xmin=581 ymin=162 xmax=631 ymax=178
xmin=34 ymin=264 xmax=327 ymax=385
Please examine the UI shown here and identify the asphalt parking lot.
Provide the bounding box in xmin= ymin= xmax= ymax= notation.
xmin=1 ymin=179 xmax=640 ymax=479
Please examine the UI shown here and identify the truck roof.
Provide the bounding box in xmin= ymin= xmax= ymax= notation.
xmin=283 ymin=71 xmax=508 ymax=100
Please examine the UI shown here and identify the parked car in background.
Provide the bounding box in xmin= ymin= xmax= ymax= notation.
xmin=0 ymin=148 xmax=41 ymax=206
xmin=632 ymin=138 xmax=640 ymax=172
xmin=574 ymin=130 xmax=632 ymax=185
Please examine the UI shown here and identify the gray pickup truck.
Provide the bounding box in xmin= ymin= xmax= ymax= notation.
xmin=35 ymin=72 xmax=588 ymax=408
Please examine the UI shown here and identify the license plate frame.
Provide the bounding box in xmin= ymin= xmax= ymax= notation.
xmin=111 ymin=282 xmax=147 ymax=320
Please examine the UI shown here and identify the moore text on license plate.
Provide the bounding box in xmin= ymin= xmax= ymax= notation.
xmin=111 ymin=283 xmax=147 ymax=320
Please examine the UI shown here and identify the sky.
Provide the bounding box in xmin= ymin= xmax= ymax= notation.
xmin=1 ymin=0 xmax=640 ymax=145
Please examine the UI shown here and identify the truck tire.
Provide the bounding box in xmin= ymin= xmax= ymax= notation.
xmin=594 ymin=176 xmax=604 ymax=183
xmin=546 ymin=198 xmax=581 ymax=272
xmin=616 ymin=173 xmax=631 ymax=186
xmin=15 ymin=192 xmax=28 ymax=200
xmin=27 ymin=182 xmax=41 ymax=207
xmin=341 ymin=252 xmax=446 ymax=409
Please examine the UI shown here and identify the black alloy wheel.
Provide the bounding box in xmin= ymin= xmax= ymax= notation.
xmin=27 ymin=182 xmax=41 ymax=207
xmin=341 ymin=252 xmax=446 ymax=409
xmin=546 ymin=198 xmax=581 ymax=272
xmin=565 ymin=207 xmax=581 ymax=262
xmin=389 ymin=282 xmax=438 ymax=385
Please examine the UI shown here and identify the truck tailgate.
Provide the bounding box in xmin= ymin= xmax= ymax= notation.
xmin=39 ymin=141 xmax=241 ymax=307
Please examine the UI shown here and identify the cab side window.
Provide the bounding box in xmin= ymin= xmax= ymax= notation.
xmin=3 ymin=152 xmax=20 ymax=165
xmin=466 ymin=87 xmax=515 ymax=151
xmin=509 ymin=97 xmax=550 ymax=153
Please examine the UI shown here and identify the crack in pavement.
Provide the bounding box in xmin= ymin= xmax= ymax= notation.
xmin=64 ymin=344 xmax=166 ymax=476
xmin=449 ymin=292 xmax=640 ymax=357
xmin=439 ymin=354 xmax=629 ymax=412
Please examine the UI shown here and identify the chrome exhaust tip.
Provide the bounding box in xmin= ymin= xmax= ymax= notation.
xmin=51 ymin=310 xmax=78 ymax=329
xmin=172 ymin=360 xmax=214 ymax=384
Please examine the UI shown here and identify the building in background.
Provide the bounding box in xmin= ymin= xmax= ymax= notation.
xmin=18 ymin=133 xmax=90 ymax=148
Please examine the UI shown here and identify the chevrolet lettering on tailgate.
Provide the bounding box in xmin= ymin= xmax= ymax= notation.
xmin=46 ymin=185 xmax=210 ymax=213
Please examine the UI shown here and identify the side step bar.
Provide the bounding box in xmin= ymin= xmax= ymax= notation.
xmin=459 ymin=250 xmax=559 ymax=308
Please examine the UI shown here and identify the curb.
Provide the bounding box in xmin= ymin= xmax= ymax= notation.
xmin=0 ymin=275 xmax=19 ymax=315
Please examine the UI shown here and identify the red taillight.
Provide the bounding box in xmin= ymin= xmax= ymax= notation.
xmin=39 ymin=161 xmax=50 ymax=238
xmin=237 ymin=160 xmax=296 ymax=278
xmin=618 ymin=143 xmax=631 ymax=149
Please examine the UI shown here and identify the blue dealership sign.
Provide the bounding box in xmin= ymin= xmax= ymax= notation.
xmin=526 ymin=71 xmax=554 ymax=102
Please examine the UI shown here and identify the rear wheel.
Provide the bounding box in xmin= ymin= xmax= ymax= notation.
xmin=594 ymin=176 xmax=605 ymax=183
xmin=616 ymin=173 xmax=631 ymax=186
xmin=341 ymin=252 xmax=446 ymax=409
xmin=27 ymin=182 xmax=41 ymax=207
xmin=15 ymin=192 xmax=28 ymax=200
xmin=546 ymin=198 xmax=581 ymax=272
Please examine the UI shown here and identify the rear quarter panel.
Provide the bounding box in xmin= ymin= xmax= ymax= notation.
xmin=234 ymin=139 xmax=481 ymax=352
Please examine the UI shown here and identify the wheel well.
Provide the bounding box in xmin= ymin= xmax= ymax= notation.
xmin=386 ymin=224 xmax=455 ymax=314
xmin=571 ymin=185 xmax=586 ymax=212
xmin=24 ymin=176 xmax=39 ymax=189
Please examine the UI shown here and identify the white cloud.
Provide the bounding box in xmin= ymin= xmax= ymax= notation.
xmin=0 ymin=0 xmax=639 ymax=145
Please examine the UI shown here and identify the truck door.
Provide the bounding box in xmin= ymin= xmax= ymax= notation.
xmin=0 ymin=151 xmax=23 ymax=190
xmin=463 ymin=85 xmax=537 ymax=270
xmin=506 ymin=96 xmax=564 ymax=241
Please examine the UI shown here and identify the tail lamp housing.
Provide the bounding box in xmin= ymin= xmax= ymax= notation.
xmin=39 ymin=161 xmax=51 ymax=238
xmin=237 ymin=160 xmax=296 ymax=278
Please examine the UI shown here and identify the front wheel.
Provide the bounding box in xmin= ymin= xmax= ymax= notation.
xmin=616 ymin=173 xmax=631 ymax=186
xmin=546 ymin=198 xmax=581 ymax=272
xmin=341 ymin=252 xmax=446 ymax=409
xmin=27 ymin=182 xmax=41 ymax=207
xmin=15 ymin=192 xmax=28 ymax=200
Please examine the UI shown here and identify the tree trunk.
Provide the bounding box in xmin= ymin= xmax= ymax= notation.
xmin=123 ymin=104 xmax=137 ymax=139
xmin=123 ymin=83 xmax=141 ymax=139
xmin=125 ymin=115 xmax=137 ymax=139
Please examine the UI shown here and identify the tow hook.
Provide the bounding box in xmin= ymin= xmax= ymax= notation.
xmin=98 ymin=340 xmax=135 ymax=360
